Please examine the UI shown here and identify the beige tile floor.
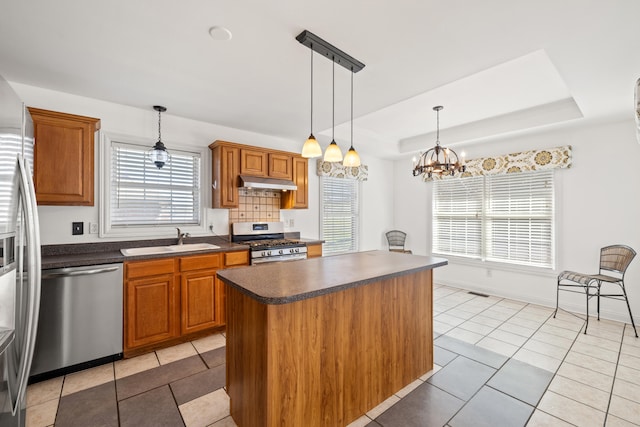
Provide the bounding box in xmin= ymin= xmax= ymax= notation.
xmin=25 ymin=284 xmax=640 ymax=426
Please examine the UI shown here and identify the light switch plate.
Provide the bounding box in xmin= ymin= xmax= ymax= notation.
xmin=89 ymin=223 xmax=98 ymax=234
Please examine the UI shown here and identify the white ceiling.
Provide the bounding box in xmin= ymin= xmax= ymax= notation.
xmin=1 ymin=0 xmax=639 ymax=159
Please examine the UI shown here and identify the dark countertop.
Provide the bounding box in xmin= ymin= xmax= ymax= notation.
xmin=40 ymin=236 xmax=248 ymax=269
xmin=217 ymin=250 xmax=447 ymax=305
xmin=40 ymin=235 xmax=324 ymax=269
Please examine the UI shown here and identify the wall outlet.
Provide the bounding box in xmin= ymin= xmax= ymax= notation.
xmin=288 ymin=218 xmax=295 ymax=228
xmin=89 ymin=222 xmax=99 ymax=234
xmin=72 ymin=222 xmax=84 ymax=235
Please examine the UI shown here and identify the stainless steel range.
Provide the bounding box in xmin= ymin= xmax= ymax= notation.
xmin=232 ymin=222 xmax=307 ymax=265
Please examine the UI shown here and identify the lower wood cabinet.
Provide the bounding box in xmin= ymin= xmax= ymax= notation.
xmin=307 ymin=243 xmax=323 ymax=258
xmin=180 ymin=254 xmax=223 ymax=335
xmin=124 ymin=259 xmax=179 ymax=350
xmin=124 ymin=250 xmax=249 ymax=357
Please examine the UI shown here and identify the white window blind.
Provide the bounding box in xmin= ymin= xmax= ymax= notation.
xmin=110 ymin=142 xmax=201 ymax=227
xmin=433 ymin=176 xmax=483 ymax=258
xmin=433 ymin=170 xmax=554 ymax=268
xmin=320 ymin=177 xmax=359 ymax=255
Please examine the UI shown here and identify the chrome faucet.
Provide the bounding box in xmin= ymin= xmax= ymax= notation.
xmin=176 ymin=228 xmax=191 ymax=245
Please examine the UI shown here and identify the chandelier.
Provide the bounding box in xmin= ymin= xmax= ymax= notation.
xmin=412 ymin=106 xmax=465 ymax=178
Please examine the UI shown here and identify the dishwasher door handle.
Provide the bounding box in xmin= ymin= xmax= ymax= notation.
xmin=42 ymin=266 xmax=120 ymax=279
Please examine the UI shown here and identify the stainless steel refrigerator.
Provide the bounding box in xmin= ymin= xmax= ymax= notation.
xmin=0 ymin=75 xmax=42 ymax=427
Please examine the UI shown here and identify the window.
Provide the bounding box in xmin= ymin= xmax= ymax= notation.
xmin=433 ymin=170 xmax=554 ymax=268
xmin=109 ymin=141 xmax=201 ymax=228
xmin=320 ymin=176 xmax=360 ymax=255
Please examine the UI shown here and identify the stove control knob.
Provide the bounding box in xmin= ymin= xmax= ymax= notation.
xmin=295 ymin=248 xmax=299 ymax=253
xmin=278 ymin=249 xmax=284 ymax=255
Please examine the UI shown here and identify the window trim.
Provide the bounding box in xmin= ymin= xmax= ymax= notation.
xmin=432 ymin=170 xmax=557 ymax=270
xmin=100 ymin=132 xmax=209 ymax=238
xmin=319 ymin=176 xmax=361 ymax=256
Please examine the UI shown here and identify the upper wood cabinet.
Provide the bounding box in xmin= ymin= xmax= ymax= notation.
xmin=241 ymin=149 xmax=293 ymax=180
xmin=211 ymin=142 xmax=239 ymax=208
xmin=240 ymin=149 xmax=267 ymax=176
xmin=281 ymin=156 xmax=308 ymax=209
xmin=28 ymin=107 xmax=100 ymax=206
xmin=209 ymin=141 xmax=308 ymax=209
xmin=268 ymin=153 xmax=293 ymax=180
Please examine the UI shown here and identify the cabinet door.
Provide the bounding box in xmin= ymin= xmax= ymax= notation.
xmin=125 ymin=273 xmax=179 ymax=350
xmin=307 ymin=243 xmax=323 ymax=258
xmin=28 ymin=107 xmax=100 ymax=206
xmin=181 ymin=269 xmax=220 ymax=334
xmin=211 ymin=143 xmax=239 ymax=208
xmin=281 ymin=156 xmax=308 ymax=209
xmin=240 ymin=149 xmax=267 ymax=176
xmin=268 ymin=153 xmax=293 ymax=179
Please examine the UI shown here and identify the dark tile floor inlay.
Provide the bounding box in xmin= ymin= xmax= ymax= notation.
xmin=375 ymin=382 xmax=465 ymax=427
xmin=55 ymin=382 xmax=118 ymax=427
xmin=118 ymin=385 xmax=185 ymax=427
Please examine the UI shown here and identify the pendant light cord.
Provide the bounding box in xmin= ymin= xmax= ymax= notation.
xmin=351 ymin=67 xmax=354 ymax=148
xmin=310 ymin=45 xmax=313 ymax=134
xmin=332 ymin=58 xmax=335 ymax=141
xmin=158 ymin=108 xmax=162 ymax=142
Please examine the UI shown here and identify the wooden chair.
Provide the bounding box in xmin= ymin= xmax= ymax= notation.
xmin=385 ymin=230 xmax=412 ymax=254
xmin=555 ymin=244 xmax=637 ymax=336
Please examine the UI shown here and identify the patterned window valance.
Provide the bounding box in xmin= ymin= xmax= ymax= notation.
xmin=316 ymin=159 xmax=368 ymax=181
xmin=425 ymin=145 xmax=572 ymax=181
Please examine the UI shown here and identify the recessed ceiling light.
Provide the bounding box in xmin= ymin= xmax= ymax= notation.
xmin=209 ymin=26 xmax=232 ymax=41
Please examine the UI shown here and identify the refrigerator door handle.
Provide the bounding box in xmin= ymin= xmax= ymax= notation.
xmin=11 ymin=155 xmax=41 ymax=415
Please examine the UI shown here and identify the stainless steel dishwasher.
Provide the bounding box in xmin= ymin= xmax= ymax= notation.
xmin=30 ymin=263 xmax=123 ymax=379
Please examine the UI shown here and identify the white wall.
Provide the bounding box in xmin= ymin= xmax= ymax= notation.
xmin=12 ymin=82 xmax=394 ymax=248
xmin=394 ymin=119 xmax=640 ymax=324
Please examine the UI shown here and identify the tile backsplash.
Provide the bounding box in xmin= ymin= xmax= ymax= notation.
xmin=229 ymin=188 xmax=281 ymax=224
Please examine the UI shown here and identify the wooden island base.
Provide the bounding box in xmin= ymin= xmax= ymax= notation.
xmin=225 ymin=268 xmax=434 ymax=426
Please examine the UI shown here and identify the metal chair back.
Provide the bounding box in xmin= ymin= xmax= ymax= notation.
xmin=386 ymin=230 xmax=407 ymax=251
xmin=600 ymin=245 xmax=636 ymax=277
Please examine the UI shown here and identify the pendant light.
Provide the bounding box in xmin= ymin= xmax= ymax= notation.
xmin=301 ymin=46 xmax=322 ymax=158
xmin=412 ymin=106 xmax=465 ymax=178
xmin=324 ymin=59 xmax=343 ymax=162
xmin=148 ymin=105 xmax=169 ymax=169
xmin=342 ymin=67 xmax=361 ymax=167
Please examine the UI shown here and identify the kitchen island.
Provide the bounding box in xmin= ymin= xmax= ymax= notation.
xmin=217 ymin=250 xmax=447 ymax=427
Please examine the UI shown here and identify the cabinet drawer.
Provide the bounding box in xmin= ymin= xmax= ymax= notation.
xmin=224 ymin=251 xmax=249 ymax=267
xmin=126 ymin=259 xmax=175 ymax=279
xmin=180 ymin=253 xmax=222 ymax=271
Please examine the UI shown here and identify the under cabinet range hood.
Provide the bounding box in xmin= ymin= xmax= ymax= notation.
xmin=239 ymin=175 xmax=297 ymax=191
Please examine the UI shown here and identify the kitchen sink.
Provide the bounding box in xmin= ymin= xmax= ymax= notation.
xmin=121 ymin=243 xmax=220 ymax=256
xmin=167 ymin=243 xmax=220 ymax=252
